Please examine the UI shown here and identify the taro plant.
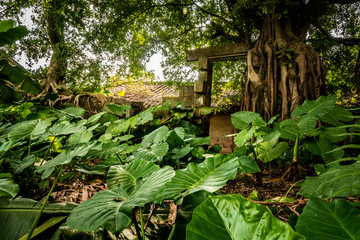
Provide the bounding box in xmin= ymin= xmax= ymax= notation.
xmin=66 ymin=154 xmax=259 ymax=238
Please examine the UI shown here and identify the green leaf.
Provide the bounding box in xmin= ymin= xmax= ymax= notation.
xmin=0 ymin=23 xmax=29 ymax=46
xmin=304 ymin=137 xmax=344 ymax=163
xmin=231 ymin=111 xmax=261 ymax=130
xmin=87 ymin=142 xmax=128 ymax=159
xmin=0 ymin=173 xmax=19 ymax=198
xmin=166 ymin=127 xmax=185 ymax=148
xmin=48 ymin=121 xmax=86 ymax=136
xmin=234 ymin=128 xmax=255 ymax=147
xmin=300 ymin=162 xmax=360 ymax=198
xmin=172 ymin=145 xmax=193 ymax=159
xmin=0 ymin=20 xmax=14 ymax=33
xmin=238 ymin=155 xmax=260 ymax=173
xmin=257 ymin=142 xmax=288 ymax=163
xmin=135 ymin=110 xmax=153 ymax=125
xmin=320 ymin=105 xmax=355 ymax=126
xmin=0 ymin=59 xmax=41 ymax=96
xmin=186 ymin=195 xmax=305 ymax=240
xmin=67 ymin=131 xmax=93 ymax=145
xmin=291 ymin=95 xmax=336 ymax=118
xmin=107 ymin=160 xmax=160 ymax=192
xmin=86 ymin=111 xmax=106 ymax=125
xmin=66 ymin=166 xmax=175 ymax=234
xmin=296 ymin=198 xmax=360 ymax=240
xmin=0 ymin=197 xmax=75 ymax=240
xmin=37 ymin=142 xmax=101 ymax=178
xmin=174 ymin=191 xmax=214 ymax=239
xmin=157 ymin=155 xmax=239 ymax=202
xmin=298 ymin=114 xmax=318 ymax=133
xmin=106 ymin=104 xmax=131 ymax=115
xmin=8 ymin=120 xmax=37 ymax=141
xmin=10 ymin=155 xmax=36 ymax=174
xmin=141 ymin=126 xmax=169 ymax=148
xmin=61 ymin=107 xmax=85 ymax=118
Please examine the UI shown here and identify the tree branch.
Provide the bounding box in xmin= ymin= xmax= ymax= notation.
xmin=314 ymin=23 xmax=360 ymax=46
xmin=329 ymin=0 xmax=360 ymax=4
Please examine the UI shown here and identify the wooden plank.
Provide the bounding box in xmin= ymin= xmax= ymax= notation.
xmin=186 ymin=43 xmax=248 ymax=62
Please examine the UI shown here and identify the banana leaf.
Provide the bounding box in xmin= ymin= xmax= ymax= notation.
xmin=0 ymin=197 xmax=76 ymax=240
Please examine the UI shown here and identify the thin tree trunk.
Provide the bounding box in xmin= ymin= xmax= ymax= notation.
xmin=41 ymin=0 xmax=67 ymax=94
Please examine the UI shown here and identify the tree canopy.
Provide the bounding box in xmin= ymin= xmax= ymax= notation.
xmin=0 ymin=0 xmax=359 ymax=112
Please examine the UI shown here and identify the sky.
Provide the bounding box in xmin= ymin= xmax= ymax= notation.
xmin=16 ymin=8 xmax=166 ymax=81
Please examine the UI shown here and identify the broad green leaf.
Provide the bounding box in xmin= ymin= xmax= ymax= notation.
xmin=106 ymin=104 xmax=131 ymax=115
xmin=8 ymin=120 xmax=37 ymax=141
xmin=320 ymin=105 xmax=355 ymax=126
xmin=61 ymin=107 xmax=85 ymax=118
xmin=106 ymin=119 xmax=130 ymax=136
xmin=189 ymin=136 xmax=211 ymax=147
xmin=0 ymin=59 xmax=41 ymax=95
xmin=291 ymin=95 xmax=336 ymax=118
xmin=238 ymin=155 xmax=260 ymax=173
xmin=234 ymin=128 xmax=255 ymax=147
xmin=0 ymin=141 xmax=14 ymax=153
xmin=10 ymin=155 xmax=36 ymax=174
xmin=298 ymin=114 xmax=318 ymax=133
xmin=87 ymin=142 xmax=132 ymax=159
xmin=136 ymin=110 xmax=153 ymax=125
xmin=18 ymin=216 xmax=67 ymax=240
xmin=304 ymin=137 xmax=344 ymax=163
xmin=172 ymin=145 xmax=193 ymax=159
xmin=86 ymin=111 xmax=106 ymax=125
xmin=107 ymin=160 xmax=160 ymax=192
xmin=231 ymin=111 xmax=261 ymax=130
xmin=0 ymin=173 xmax=19 ymax=198
xmin=0 ymin=20 xmax=14 ymax=32
xmin=296 ymin=198 xmax=360 ymax=240
xmin=67 ymin=131 xmax=93 ymax=145
xmin=300 ymin=162 xmax=360 ymax=198
xmin=0 ymin=196 xmax=75 ymax=240
xmin=48 ymin=121 xmax=86 ymax=136
xmin=66 ymin=166 xmax=174 ymax=234
xmin=37 ymin=142 xmax=101 ymax=178
xmin=166 ymin=127 xmax=185 ymax=148
xmin=257 ymin=142 xmax=288 ymax=163
xmin=157 ymin=155 xmax=239 ymax=202
xmin=186 ymin=195 xmax=305 ymax=240
xmin=141 ymin=126 xmax=169 ymax=148
xmin=174 ymin=191 xmax=214 ymax=239
xmin=320 ymin=127 xmax=348 ymax=143
xmin=132 ymin=142 xmax=169 ymax=162
xmin=0 ymin=23 xmax=29 ymax=46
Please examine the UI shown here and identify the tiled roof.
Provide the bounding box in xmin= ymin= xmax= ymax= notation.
xmin=111 ymin=82 xmax=179 ymax=108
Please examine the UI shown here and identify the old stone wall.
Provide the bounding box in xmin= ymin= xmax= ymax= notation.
xmin=209 ymin=114 xmax=238 ymax=154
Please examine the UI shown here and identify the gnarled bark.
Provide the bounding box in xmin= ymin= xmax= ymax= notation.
xmin=244 ymin=16 xmax=326 ymax=121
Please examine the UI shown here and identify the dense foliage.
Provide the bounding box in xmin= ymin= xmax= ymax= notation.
xmin=0 ymin=95 xmax=359 ymax=239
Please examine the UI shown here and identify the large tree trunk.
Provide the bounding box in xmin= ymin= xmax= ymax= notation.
xmin=41 ymin=0 xmax=67 ymax=94
xmin=243 ymin=15 xmax=326 ymax=121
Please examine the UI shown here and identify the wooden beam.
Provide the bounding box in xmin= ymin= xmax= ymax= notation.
xmin=186 ymin=43 xmax=248 ymax=62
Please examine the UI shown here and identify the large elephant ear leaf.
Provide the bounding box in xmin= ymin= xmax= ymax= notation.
xmin=300 ymin=162 xmax=360 ymax=198
xmin=156 ymin=155 xmax=239 ymax=202
xmin=67 ymin=166 xmax=174 ymax=234
xmin=107 ymin=160 xmax=160 ymax=192
xmin=186 ymin=195 xmax=305 ymax=240
xmin=296 ymin=197 xmax=360 ymax=240
xmin=291 ymin=95 xmax=336 ymax=118
xmin=231 ymin=111 xmax=261 ymax=130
